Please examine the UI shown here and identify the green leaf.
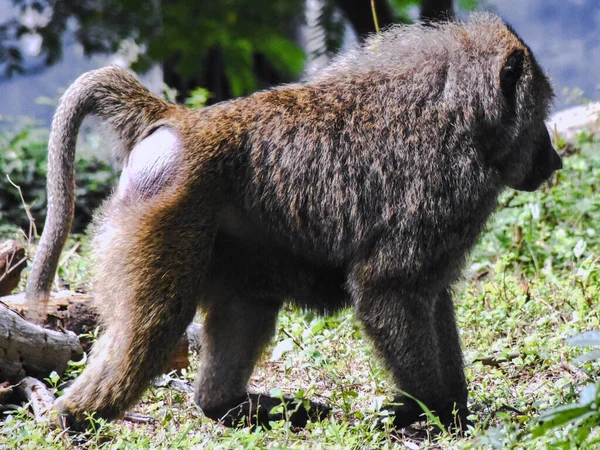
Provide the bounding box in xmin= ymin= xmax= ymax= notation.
xmin=573 ymin=239 xmax=587 ymax=258
xmin=255 ymin=36 xmax=306 ymax=78
xmin=185 ymin=88 xmax=211 ymax=108
xmin=269 ymin=387 xmax=284 ymax=399
xmin=531 ymin=404 xmax=594 ymax=437
xmin=578 ymin=383 xmax=598 ymax=405
xmin=575 ymin=349 xmax=600 ymax=363
xmin=222 ymin=38 xmax=257 ymax=97
xmin=399 ymin=390 xmax=446 ymax=434
xmin=459 ymin=0 xmax=479 ymax=11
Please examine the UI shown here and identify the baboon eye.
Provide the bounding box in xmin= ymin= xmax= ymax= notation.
xmin=500 ymin=49 xmax=525 ymax=109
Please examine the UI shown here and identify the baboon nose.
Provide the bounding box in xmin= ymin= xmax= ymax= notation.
xmin=553 ymin=151 xmax=563 ymax=170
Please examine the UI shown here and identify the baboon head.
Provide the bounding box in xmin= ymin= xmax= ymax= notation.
xmin=484 ymin=25 xmax=562 ymax=191
xmin=344 ymin=14 xmax=562 ymax=195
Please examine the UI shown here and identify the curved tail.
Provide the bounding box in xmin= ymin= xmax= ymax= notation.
xmin=25 ymin=66 xmax=171 ymax=314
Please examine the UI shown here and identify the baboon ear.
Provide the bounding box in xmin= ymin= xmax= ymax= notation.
xmin=500 ymin=49 xmax=525 ymax=110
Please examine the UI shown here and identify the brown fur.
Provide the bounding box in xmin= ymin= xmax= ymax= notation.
xmin=26 ymin=13 xmax=561 ymax=431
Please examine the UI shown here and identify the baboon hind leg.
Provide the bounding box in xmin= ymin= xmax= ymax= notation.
xmin=196 ymin=288 xmax=330 ymax=429
xmin=195 ymin=234 xmax=332 ymax=429
xmin=54 ymin=197 xmax=214 ymax=430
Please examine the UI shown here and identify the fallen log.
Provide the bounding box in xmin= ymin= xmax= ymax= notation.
xmin=2 ymin=290 xmax=98 ymax=349
xmin=2 ymin=290 xmax=203 ymax=377
xmin=0 ymin=304 xmax=83 ymax=382
xmin=0 ymin=381 xmax=12 ymax=403
xmin=0 ymin=241 xmax=27 ymax=297
xmin=15 ymin=376 xmax=56 ymax=424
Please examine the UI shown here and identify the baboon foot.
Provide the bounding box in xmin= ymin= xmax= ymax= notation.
xmin=52 ymin=397 xmax=111 ymax=432
xmin=438 ymin=405 xmax=472 ymax=434
xmin=379 ymin=395 xmax=472 ymax=433
xmin=200 ymin=393 xmax=331 ymax=429
xmin=52 ymin=400 xmax=80 ymax=432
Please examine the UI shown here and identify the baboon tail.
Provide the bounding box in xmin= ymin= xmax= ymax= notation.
xmin=25 ymin=66 xmax=171 ymax=310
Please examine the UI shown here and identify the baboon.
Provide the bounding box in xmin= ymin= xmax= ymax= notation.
xmin=26 ymin=13 xmax=561 ymax=432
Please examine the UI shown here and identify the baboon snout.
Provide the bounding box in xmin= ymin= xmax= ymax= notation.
xmin=512 ymin=127 xmax=562 ymax=192
xmin=550 ymin=146 xmax=563 ymax=171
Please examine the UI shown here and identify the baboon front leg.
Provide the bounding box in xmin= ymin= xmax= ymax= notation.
xmin=433 ymin=288 xmax=471 ymax=430
xmin=54 ymin=199 xmax=213 ymax=430
xmin=352 ymin=278 xmax=450 ymax=429
xmin=196 ymin=293 xmax=329 ymax=429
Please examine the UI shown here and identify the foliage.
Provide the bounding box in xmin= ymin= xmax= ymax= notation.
xmin=0 ymin=1 xmax=477 ymax=102
xmin=1 ymin=0 xmax=306 ymax=98
xmin=526 ymin=332 xmax=600 ymax=446
xmin=184 ymin=87 xmax=211 ymax=109
xmin=309 ymin=0 xmax=347 ymax=62
xmin=458 ymin=0 xmax=479 ymax=11
xmin=465 ymin=129 xmax=600 ymax=448
xmin=0 ymin=121 xmax=117 ymax=234
xmin=1 ymin=127 xmax=599 ymax=448
xmin=388 ymin=0 xmax=422 ymax=22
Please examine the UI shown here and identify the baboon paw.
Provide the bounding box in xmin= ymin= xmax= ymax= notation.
xmin=378 ymin=396 xmax=472 ymax=434
xmin=200 ymin=393 xmax=331 ymax=430
xmin=200 ymin=394 xmax=269 ymax=428
xmin=281 ymin=399 xmax=331 ymax=429
xmin=438 ymin=406 xmax=473 ymax=434
xmin=52 ymin=399 xmax=87 ymax=432
xmin=53 ymin=397 xmax=119 ymax=432
xmin=377 ymin=396 xmax=425 ymax=430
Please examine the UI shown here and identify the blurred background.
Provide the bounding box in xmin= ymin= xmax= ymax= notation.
xmin=2 ymin=5 xmax=600 ymax=450
xmin=0 ymin=0 xmax=598 ymax=232
xmin=0 ymin=0 xmax=598 ymax=124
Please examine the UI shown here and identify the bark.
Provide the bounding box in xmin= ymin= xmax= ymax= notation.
xmin=3 ymin=290 xmax=99 ymax=349
xmin=2 ymin=290 xmax=203 ymax=376
xmin=15 ymin=376 xmax=56 ymax=424
xmin=0 ymin=304 xmax=83 ymax=382
xmin=0 ymin=241 xmax=27 ymax=297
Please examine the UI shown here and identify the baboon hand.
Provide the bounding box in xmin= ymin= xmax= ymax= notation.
xmin=378 ymin=395 xmax=472 ymax=434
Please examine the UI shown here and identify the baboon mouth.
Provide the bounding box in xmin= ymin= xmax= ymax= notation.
xmin=514 ymin=166 xmax=555 ymax=192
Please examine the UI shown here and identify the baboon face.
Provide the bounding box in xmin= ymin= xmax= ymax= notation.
xmin=510 ymin=124 xmax=563 ymax=192
xmin=494 ymin=47 xmax=562 ymax=191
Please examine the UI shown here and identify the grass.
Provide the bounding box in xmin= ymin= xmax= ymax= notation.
xmin=0 ymin=129 xmax=599 ymax=449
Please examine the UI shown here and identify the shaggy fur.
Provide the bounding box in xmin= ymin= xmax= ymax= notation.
xmin=26 ymin=13 xmax=561 ymax=431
